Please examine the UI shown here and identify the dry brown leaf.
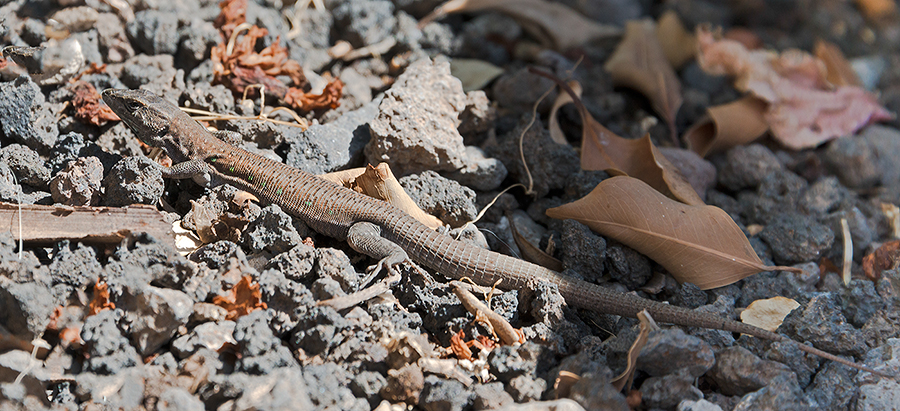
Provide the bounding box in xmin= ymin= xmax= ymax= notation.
xmin=862 ymin=240 xmax=900 ymax=280
xmin=611 ymin=310 xmax=658 ymax=391
xmin=508 ymin=213 xmax=563 ymax=271
xmin=684 ymin=96 xmax=769 ymax=157
xmin=548 ymin=80 xmax=581 ymax=145
xmin=605 ymin=19 xmax=682 ymax=144
xmin=351 ymin=163 xmax=444 ymax=229
xmin=88 ymin=282 xmax=115 ymax=316
xmin=449 ymin=330 xmax=473 ymax=360
xmin=212 ymin=276 xmax=268 ymax=321
xmin=740 ymin=296 xmax=800 ymax=332
xmin=697 ymin=27 xmax=893 ymax=150
xmin=214 ymin=0 xmax=247 ymax=39
xmin=814 ymin=40 xmax=862 ymax=87
xmin=421 ymin=0 xmax=620 ymax=51
xmin=546 ymin=176 xmax=800 ymax=289
xmin=656 ymin=11 xmax=696 ymax=68
xmin=71 ymin=80 xmax=119 ymax=126
xmin=283 ymin=79 xmax=344 ymax=112
xmin=531 ymin=69 xmax=703 ymax=206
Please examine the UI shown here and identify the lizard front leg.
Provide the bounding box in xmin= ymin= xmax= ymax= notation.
xmin=154 ymin=159 xmax=215 ymax=187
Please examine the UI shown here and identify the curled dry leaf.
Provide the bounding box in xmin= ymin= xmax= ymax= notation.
xmin=697 ymin=27 xmax=892 ymax=150
xmin=740 ymin=296 xmax=800 ymax=332
xmin=656 ymin=11 xmax=696 ymax=69
xmin=862 ymin=240 xmax=900 ymax=280
xmin=531 ymin=68 xmax=703 ymax=206
xmin=421 ymin=0 xmax=620 ymax=51
xmin=322 ymin=163 xmax=443 ymax=229
xmin=684 ymin=96 xmax=769 ymax=157
xmin=814 ymin=40 xmax=862 ymax=87
xmin=88 ymin=282 xmax=115 ymax=316
xmin=611 ymin=310 xmax=658 ymax=392
xmin=855 ymin=0 xmax=898 ymax=20
xmin=71 ymin=80 xmax=119 ymax=126
xmin=546 ymin=176 xmax=801 ymax=289
xmin=605 ymin=19 xmax=682 ymax=144
xmin=212 ymin=276 xmax=268 ymax=320
xmin=508 ymin=214 xmax=563 ymax=271
xmin=547 ymin=80 xmax=581 ymax=145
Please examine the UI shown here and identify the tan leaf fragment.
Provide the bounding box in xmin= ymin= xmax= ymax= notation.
xmin=684 ymin=96 xmax=769 ymax=157
xmin=546 ymin=176 xmax=801 ymax=289
xmin=697 ymin=27 xmax=893 ymax=150
xmin=322 ymin=163 xmax=444 ymax=229
xmin=611 ymin=310 xmax=658 ymax=391
xmin=605 ymin=19 xmax=683 ymax=144
xmin=740 ymin=296 xmax=800 ymax=332
xmin=212 ymin=276 xmax=268 ymax=321
xmin=862 ymin=240 xmax=900 ymax=280
xmin=656 ymin=11 xmax=696 ymax=68
xmin=449 ymin=58 xmax=505 ymax=92
xmin=531 ymin=69 xmax=703 ymax=206
xmin=547 ymin=80 xmax=581 ymax=145
xmin=421 ymin=0 xmax=621 ymax=51
xmin=855 ymin=0 xmax=898 ymax=20
xmin=814 ymin=40 xmax=862 ymax=87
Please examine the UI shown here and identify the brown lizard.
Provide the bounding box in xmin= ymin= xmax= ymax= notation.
xmin=101 ymin=88 xmax=892 ymax=378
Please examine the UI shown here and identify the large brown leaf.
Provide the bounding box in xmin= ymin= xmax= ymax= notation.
xmin=530 ymin=68 xmax=703 ymax=206
xmin=605 ymin=19 xmax=682 ymax=144
xmin=546 ymin=176 xmax=799 ymax=289
xmin=421 ymin=0 xmax=620 ymax=51
xmin=684 ymin=96 xmax=769 ymax=157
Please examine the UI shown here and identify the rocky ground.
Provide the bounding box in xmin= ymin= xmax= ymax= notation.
xmin=1 ymin=0 xmax=900 ymax=410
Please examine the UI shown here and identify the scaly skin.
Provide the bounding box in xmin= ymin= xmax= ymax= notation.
xmin=101 ymin=88 xmax=891 ymax=377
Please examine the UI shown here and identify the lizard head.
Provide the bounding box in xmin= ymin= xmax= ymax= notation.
xmin=102 ymin=89 xmax=178 ymax=148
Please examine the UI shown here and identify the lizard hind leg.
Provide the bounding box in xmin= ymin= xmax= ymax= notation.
xmin=318 ymin=221 xmax=412 ymax=310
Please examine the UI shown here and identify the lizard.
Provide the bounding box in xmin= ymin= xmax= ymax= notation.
xmin=101 ymin=88 xmax=893 ymax=378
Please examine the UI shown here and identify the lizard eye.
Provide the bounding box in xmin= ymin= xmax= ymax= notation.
xmin=126 ymin=100 xmax=142 ymax=111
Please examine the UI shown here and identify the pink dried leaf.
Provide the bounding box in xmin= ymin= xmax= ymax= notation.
xmin=696 ymin=27 xmax=893 ymax=150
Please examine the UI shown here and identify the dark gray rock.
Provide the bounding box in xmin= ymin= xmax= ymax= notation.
xmin=669 ymin=282 xmax=709 ymax=309
xmin=102 ymin=156 xmax=165 ymax=207
xmin=126 ymin=10 xmax=180 ymax=55
xmin=302 ymin=363 xmax=371 ymax=410
xmin=488 ymin=342 xmax=547 ymax=382
xmin=731 ymin=373 xmax=812 ymax=411
xmin=823 ymin=206 xmax=876 ymax=261
xmin=638 ymin=328 xmax=715 ymax=378
xmin=606 ymin=241 xmax=652 ymax=289
xmin=471 ymin=382 xmax=515 ymax=410
xmin=0 ymin=144 xmax=50 ymax=189
xmin=381 ymin=363 xmax=424 ymax=404
xmin=351 ymin=371 xmax=387 ymax=408
xmin=121 ymin=286 xmax=193 ymax=356
xmin=714 ymin=144 xmax=783 ymax=192
xmin=366 ymin=58 xmax=469 ymax=176
xmin=50 ymin=156 xmax=103 ymax=206
xmin=799 ymin=177 xmax=851 ymax=216
xmin=640 ymin=370 xmax=704 ymax=409
xmin=560 ymin=219 xmax=607 ymax=284
xmin=48 ymin=240 xmax=102 ymax=290
xmin=206 ymin=368 xmax=316 ymax=410
xmin=118 ymin=54 xmax=181 ymax=90
xmin=333 ymin=0 xmax=396 ymax=47
xmin=740 ymin=170 xmax=808 ymax=224
xmin=284 ymin=96 xmax=380 ymax=174
xmin=176 ymin=19 xmax=219 ymax=70
xmin=81 ymin=309 xmax=141 ymax=374
xmin=48 ymin=131 xmax=121 ymax=176
xmin=567 ymin=366 xmax=628 ymax=411
xmin=96 ymin=12 xmax=134 ymax=63
xmin=0 ymin=275 xmax=59 ymax=340
xmin=780 ymin=293 xmax=868 ymax=357
xmin=400 ymin=170 xmax=478 ymax=227
xmin=171 ymin=320 xmax=236 ymax=359
xmin=0 ymin=76 xmax=58 ymax=154
xmin=233 ymin=310 xmax=297 ymax=374
xmin=491 ymin=67 xmax=558 ymax=113
xmin=240 ymin=205 xmax=308 ymax=255
xmin=759 ymin=213 xmax=833 ymax=265
xmin=803 ymin=361 xmax=858 ymax=409
xmin=444 ymin=146 xmax=508 ymax=192
xmin=485 ymin=117 xmax=580 ymax=198
xmin=823 ymin=125 xmax=900 ymax=189
xmin=420 ymin=375 xmax=472 ymax=411
xmin=707 ymin=346 xmax=796 ymax=396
